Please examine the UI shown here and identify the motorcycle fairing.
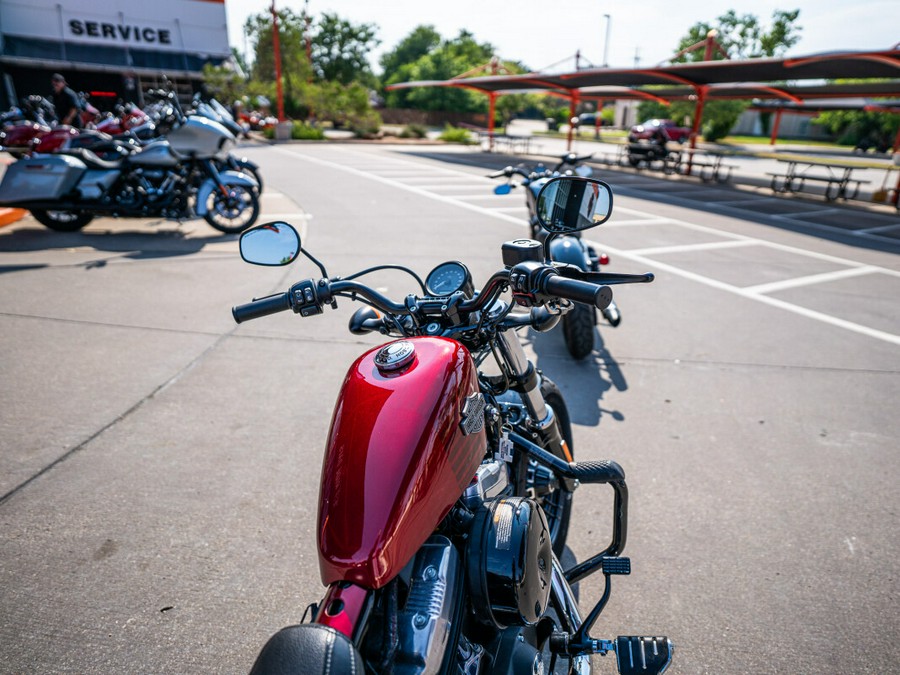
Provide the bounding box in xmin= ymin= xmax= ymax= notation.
xmin=317 ymin=337 xmax=486 ymax=588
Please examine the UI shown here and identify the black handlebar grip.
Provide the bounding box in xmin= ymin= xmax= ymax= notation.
xmin=232 ymin=292 xmax=291 ymax=324
xmin=543 ymin=275 xmax=613 ymax=310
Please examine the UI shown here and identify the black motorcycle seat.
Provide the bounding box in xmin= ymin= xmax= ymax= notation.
xmin=60 ymin=147 xmax=123 ymax=171
xmin=248 ymin=624 xmax=365 ymax=675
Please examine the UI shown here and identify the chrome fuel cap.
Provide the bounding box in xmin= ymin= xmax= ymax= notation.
xmin=374 ymin=341 xmax=417 ymax=373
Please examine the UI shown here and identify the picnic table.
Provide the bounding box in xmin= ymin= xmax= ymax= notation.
xmin=675 ymin=148 xmax=737 ymax=183
xmin=470 ymin=129 xmax=533 ymax=154
xmin=766 ymin=156 xmax=871 ymax=201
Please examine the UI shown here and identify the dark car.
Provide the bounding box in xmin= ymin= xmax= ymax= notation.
xmin=628 ymin=118 xmax=691 ymax=143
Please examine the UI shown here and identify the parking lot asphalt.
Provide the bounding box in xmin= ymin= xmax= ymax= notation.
xmin=1 ymin=140 xmax=899 ymax=674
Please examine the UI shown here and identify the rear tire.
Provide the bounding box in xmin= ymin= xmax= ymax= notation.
xmin=31 ymin=209 xmax=94 ymax=232
xmin=562 ymin=303 xmax=595 ymax=360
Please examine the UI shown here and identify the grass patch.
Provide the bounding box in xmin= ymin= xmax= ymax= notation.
xmin=438 ymin=124 xmax=476 ymax=145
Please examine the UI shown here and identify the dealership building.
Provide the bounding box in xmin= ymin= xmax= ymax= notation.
xmin=0 ymin=0 xmax=232 ymax=110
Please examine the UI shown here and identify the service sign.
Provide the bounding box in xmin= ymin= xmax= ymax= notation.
xmin=0 ymin=0 xmax=229 ymax=57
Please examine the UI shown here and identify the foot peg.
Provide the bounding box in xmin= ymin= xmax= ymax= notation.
xmin=601 ymin=556 xmax=631 ymax=575
xmin=615 ymin=636 xmax=673 ymax=675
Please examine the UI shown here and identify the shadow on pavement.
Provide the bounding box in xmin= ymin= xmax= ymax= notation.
xmin=394 ymin=148 xmax=900 ymax=256
xmin=0 ymin=224 xmax=235 ymax=262
xmin=528 ymin=324 xmax=626 ymax=428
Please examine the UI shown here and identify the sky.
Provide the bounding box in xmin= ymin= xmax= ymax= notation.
xmin=223 ymin=0 xmax=898 ymax=75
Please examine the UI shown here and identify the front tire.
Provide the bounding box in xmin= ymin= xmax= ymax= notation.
xmin=562 ymin=303 xmax=595 ymax=360
xmin=31 ymin=209 xmax=94 ymax=232
xmin=538 ymin=376 xmax=575 ymax=556
xmin=227 ymin=159 xmax=263 ymax=193
xmin=203 ymin=184 xmax=260 ymax=234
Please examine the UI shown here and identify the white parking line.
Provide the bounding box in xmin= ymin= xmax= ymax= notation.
xmin=859 ymin=223 xmax=900 ymax=234
xmin=741 ymin=265 xmax=881 ymax=295
xmin=274 ymin=145 xmax=900 ymax=345
xmin=628 ymin=239 xmax=757 ymax=256
xmin=603 ymin=218 xmax=672 ymax=226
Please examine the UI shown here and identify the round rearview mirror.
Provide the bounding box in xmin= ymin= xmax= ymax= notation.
xmin=239 ymin=221 xmax=300 ymax=266
xmin=535 ymin=177 xmax=613 ymax=233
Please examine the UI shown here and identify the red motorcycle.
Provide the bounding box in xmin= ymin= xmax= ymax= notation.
xmin=0 ymin=96 xmax=123 ymax=158
xmin=232 ymin=176 xmax=672 ymax=674
xmin=95 ymin=101 xmax=155 ymax=139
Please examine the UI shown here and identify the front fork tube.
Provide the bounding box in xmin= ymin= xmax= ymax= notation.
xmin=495 ymin=328 xmax=576 ymax=491
xmin=202 ymin=159 xmax=231 ymax=197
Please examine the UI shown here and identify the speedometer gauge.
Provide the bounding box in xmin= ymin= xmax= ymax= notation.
xmin=425 ymin=261 xmax=474 ymax=297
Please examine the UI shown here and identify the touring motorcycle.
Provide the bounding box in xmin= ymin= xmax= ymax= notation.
xmin=0 ymin=92 xmax=259 ymax=234
xmin=232 ymin=176 xmax=672 ymax=674
xmin=490 ymin=154 xmax=621 ymax=360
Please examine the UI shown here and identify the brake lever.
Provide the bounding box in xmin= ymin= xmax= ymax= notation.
xmin=553 ymin=265 xmax=654 ymax=285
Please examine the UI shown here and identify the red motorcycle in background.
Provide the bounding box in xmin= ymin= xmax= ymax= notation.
xmin=232 ymin=176 xmax=672 ymax=674
xmin=0 ymin=95 xmax=123 ymax=158
xmin=95 ymin=101 xmax=155 ymax=139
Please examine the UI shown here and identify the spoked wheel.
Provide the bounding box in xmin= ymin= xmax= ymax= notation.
xmin=529 ymin=376 xmax=575 ymax=557
xmin=203 ymin=184 xmax=260 ymax=234
xmin=30 ymin=209 xmax=94 ymax=232
xmin=562 ymin=303 xmax=595 ymax=360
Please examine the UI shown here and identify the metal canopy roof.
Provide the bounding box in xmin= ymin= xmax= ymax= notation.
xmin=386 ymin=48 xmax=900 ymax=99
xmin=577 ymin=81 xmax=900 ymax=104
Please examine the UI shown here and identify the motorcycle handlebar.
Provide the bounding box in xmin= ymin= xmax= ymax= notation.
xmin=552 ymin=153 xmax=593 ymax=171
xmin=487 ymin=166 xmax=529 ymax=180
xmin=232 ymin=292 xmax=292 ymax=323
xmin=232 ymin=264 xmax=624 ymax=325
xmin=542 ymin=274 xmax=613 ymax=310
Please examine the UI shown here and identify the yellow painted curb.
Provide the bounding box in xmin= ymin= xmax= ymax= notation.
xmin=0 ymin=208 xmax=26 ymax=227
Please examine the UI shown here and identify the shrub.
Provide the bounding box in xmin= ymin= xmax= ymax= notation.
xmin=438 ymin=124 xmax=474 ymax=144
xmin=400 ymin=123 xmax=428 ymax=139
xmin=292 ymin=121 xmax=325 ymax=140
xmin=349 ymin=109 xmax=383 ymax=139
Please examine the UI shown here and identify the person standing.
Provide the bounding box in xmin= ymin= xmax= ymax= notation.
xmin=50 ymin=73 xmax=81 ymax=128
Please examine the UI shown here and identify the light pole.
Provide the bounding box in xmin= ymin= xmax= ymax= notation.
xmin=602 ymin=14 xmax=611 ymax=67
xmin=271 ymin=1 xmax=284 ymax=122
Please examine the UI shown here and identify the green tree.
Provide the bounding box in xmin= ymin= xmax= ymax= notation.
xmin=380 ymin=25 xmax=441 ymax=83
xmin=244 ymin=8 xmax=312 ymax=116
xmin=814 ymin=107 xmax=899 ymax=150
xmin=384 ymin=30 xmax=514 ymax=113
xmin=312 ymin=12 xmax=379 ymax=86
xmin=648 ymin=10 xmax=803 ymax=141
xmin=241 ymin=7 xmax=381 ymax=130
xmin=673 ymin=9 xmax=802 ymax=62
xmin=201 ymin=62 xmax=245 ymax=106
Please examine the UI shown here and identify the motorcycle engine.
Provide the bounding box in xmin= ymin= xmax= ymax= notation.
xmin=466 ymin=496 xmax=552 ymax=629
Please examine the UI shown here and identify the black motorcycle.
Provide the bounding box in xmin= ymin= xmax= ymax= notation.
xmin=491 ymin=153 xmax=621 ymax=359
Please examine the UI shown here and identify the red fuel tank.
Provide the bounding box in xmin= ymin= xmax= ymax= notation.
xmin=317 ymin=337 xmax=487 ymax=588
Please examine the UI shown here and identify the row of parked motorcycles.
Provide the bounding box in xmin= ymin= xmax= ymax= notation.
xmin=231 ymin=160 xmax=673 ymax=672
xmin=0 ymin=89 xmax=261 ymax=233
